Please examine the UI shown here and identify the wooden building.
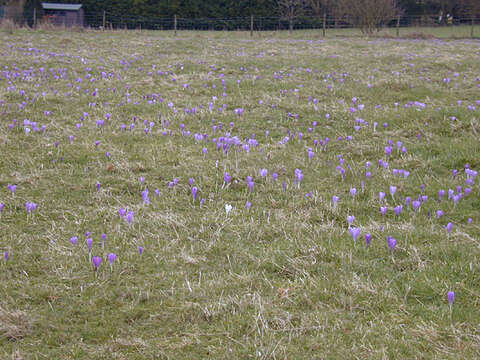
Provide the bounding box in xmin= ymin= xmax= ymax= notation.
xmin=41 ymin=3 xmax=84 ymax=27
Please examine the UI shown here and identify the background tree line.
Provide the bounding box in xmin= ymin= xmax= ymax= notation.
xmin=2 ymin=0 xmax=478 ymax=30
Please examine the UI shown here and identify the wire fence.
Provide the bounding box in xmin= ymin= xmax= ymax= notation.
xmin=2 ymin=11 xmax=480 ymax=37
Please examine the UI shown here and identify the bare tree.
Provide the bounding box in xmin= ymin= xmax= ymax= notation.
xmin=277 ymin=0 xmax=308 ymax=33
xmin=337 ymin=0 xmax=401 ymax=34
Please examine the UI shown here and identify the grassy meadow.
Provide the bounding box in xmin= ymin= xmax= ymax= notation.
xmin=0 ymin=28 xmax=479 ymax=358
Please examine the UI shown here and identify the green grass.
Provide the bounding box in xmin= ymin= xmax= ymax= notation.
xmin=0 ymin=28 xmax=479 ymax=359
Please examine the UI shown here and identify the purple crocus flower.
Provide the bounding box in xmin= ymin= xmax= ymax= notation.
xmin=126 ymin=211 xmax=134 ymax=224
xmin=4 ymin=252 xmax=8 ymax=261
xmin=0 ymin=203 xmax=4 ymax=212
xmin=438 ymin=190 xmax=446 ymax=201
xmin=349 ymin=227 xmax=361 ymax=242
xmin=86 ymin=238 xmax=93 ymax=251
xmin=365 ymin=233 xmax=372 ymax=247
xmin=446 ymin=222 xmax=453 ymax=234
xmin=412 ymin=200 xmax=421 ymax=211
xmin=92 ymin=256 xmax=102 ymax=269
xmin=259 ymin=168 xmax=268 ymax=177
xmin=245 ymin=201 xmax=251 ymax=210
xmin=142 ymin=189 xmax=150 ymax=205
xmin=350 ymin=188 xmax=357 ymax=197
xmin=347 ymin=215 xmax=355 ymax=224
xmin=394 ymin=205 xmax=403 ymax=216
xmin=388 ymin=236 xmax=397 ymax=252
xmin=436 ymin=210 xmax=444 ymax=218
xmin=379 ymin=192 xmax=386 ymax=202
xmin=7 ymin=184 xmax=16 ymax=195
xmin=108 ymin=253 xmax=117 ymax=264
xmin=332 ymin=195 xmax=339 ymax=206
xmin=380 ymin=206 xmax=388 ymax=216
xmin=138 ymin=246 xmax=144 ymax=255
xmin=295 ymin=169 xmax=304 ymax=187
xmin=70 ymin=236 xmax=78 ymax=245
xmin=224 ymin=172 xmax=231 ymax=184
xmin=192 ymin=186 xmax=198 ymax=200
xmin=119 ymin=208 xmax=127 ymax=217
xmin=447 ymin=291 xmax=455 ymax=305
xmin=389 ymin=186 xmax=397 ymax=197
xmin=25 ymin=202 xmax=37 ymax=213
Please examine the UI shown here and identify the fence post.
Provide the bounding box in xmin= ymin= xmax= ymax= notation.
xmin=396 ymin=15 xmax=400 ymax=37
xmin=174 ymin=14 xmax=177 ymax=36
xmin=33 ymin=8 xmax=36 ymax=29
xmin=250 ymin=15 xmax=253 ymax=37
xmin=472 ymin=17 xmax=475 ymax=39
xmin=323 ymin=12 xmax=326 ymax=37
xmin=102 ymin=11 xmax=106 ymax=30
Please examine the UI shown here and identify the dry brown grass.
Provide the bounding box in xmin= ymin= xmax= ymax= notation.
xmin=0 ymin=306 xmax=33 ymax=342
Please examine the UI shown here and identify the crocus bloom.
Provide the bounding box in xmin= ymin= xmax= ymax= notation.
xmin=365 ymin=233 xmax=372 ymax=247
xmin=446 ymin=222 xmax=453 ymax=234
xmin=142 ymin=189 xmax=150 ymax=204
xmin=379 ymin=192 xmax=386 ymax=202
xmin=4 ymin=252 xmax=8 ymax=261
xmin=138 ymin=246 xmax=144 ymax=255
xmin=447 ymin=291 xmax=455 ymax=305
xmin=119 ymin=208 xmax=127 ymax=217
xmin=192 ymin=186 xmax=198 ymax=200
xmin=0 ymin=203 xmax=4 ymax=212
xmin=412 ymin=200 xmax=421 ymax=211
xmin=295 ymin=169 xmax=304 ymax=187
xmin=394 ymin=205 xmax=403 ymax=216
xmin=349 ymin=227 xmax=361 ymax=242
xmin=108 ymin=253 xmax=117 ymax=264
xmin=350 ymin=188 xmax=357 ymax=197
xmin=245 ymin=201 xmax=251 ymax=209
xmin=86 ymin=238 xmax=93 ymax=251
xmin=436 ymin=210 xmax=444 ymax=218
xmin=25 ymin=202 xmax=37 ymax=213
xmin=388 ymin=236 xmax=397 ymax=252
xmin=380 ymin=206 xmax=388 ymax=216
xmin=390 ymin=186 xmax=397 ymax=197
xmin=92 ymin=256 xmax=102 ymax=269
xmin=332 ymin=195 xmax=339 ymax=206
xmin=8 ymin=184 xmax=16 ymax=195
xmin=126 ymin=211 xmax=134 ymax=224
xmin=70 ymin=236 xmax=78 ymax=245
xmin=259 ymin=168 xmax=268 ymax=177
xmin=224 ymin=172 xmax=231 ymax=184
xmin=347 ymin=215 xmax=355 ymax=224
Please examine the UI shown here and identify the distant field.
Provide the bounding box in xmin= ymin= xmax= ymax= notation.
xmin=0 ymin=29 xmax=479 ymax=359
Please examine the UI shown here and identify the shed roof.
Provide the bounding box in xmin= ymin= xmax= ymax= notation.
xmin=41 ymin=3 xmax=82 ymax=11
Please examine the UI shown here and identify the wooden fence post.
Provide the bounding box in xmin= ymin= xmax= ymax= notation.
xmin=33 ymin=8 xmax=36 ymax=29
xmin=250 ymin=15 xmax=253 ymax=37
xmin=174 ymin=14 xmax=177 ymax=36
xmin=396 ymin=15 xmax=400 ymax=37
xmin=102 ymin=11 xmax=106 ymax=30
xmin=472 ymin=17 xmax=475 ymax=39
xmin=323 ymin=12 xmax=326 ymax=37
